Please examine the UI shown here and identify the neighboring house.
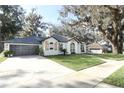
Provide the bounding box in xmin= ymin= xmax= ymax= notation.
xmin=3 ymin=34 xmax=87 ymax=56
xmin=87 ymin=43 xmax=103 ymax=54
xmin=98 ymin=40 xmax=112 ymax=53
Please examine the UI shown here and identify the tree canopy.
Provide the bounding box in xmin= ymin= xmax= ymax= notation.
xmin=0 ymin=5 xmax=25 ymax=40
xmin=59 ymin=5 xmax=124 ymax=54
xmin=21 ymin=8 xmax=48 ymax=37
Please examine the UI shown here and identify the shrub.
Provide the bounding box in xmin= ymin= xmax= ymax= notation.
xmin=4 ymin=50 xmax=15 ymax=57
xmin=35 ymin=47 xmax=40 ymax=55
xmin=39 ymin=47 xmax=44 ymax=56
xmin=4 ymin=51 xmax=9 ymax=57
xmin=61 ymin=49 xmax=67 ymax=55
xmin=9 ymin=51 xmax=15 ymax=56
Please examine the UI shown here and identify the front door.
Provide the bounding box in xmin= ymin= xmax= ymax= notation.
xmin=70 ymin=43 xmax=75 ymax=54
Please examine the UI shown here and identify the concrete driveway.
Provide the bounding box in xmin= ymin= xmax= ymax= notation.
xmin=0 ymin=56 xmax=75 ymax=88
xmin=1 ymin=56 xmax=124 ymax=88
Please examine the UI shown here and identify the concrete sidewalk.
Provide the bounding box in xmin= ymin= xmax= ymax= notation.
xmin=48 ymin=59 xmax=124 ymax=88
xmin=95 ymin=82 xmax=119 ymax=88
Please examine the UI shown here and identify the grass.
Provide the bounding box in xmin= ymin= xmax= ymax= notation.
xmin=94 ymin=53 xmax=124 ymax=61
xmin=0 ymin=57 xmax=7 ymax=63
xmin=104 ymin=66 xmax=124 ymax=87
xmin=48 ymin=54 xmax=104 ymax=71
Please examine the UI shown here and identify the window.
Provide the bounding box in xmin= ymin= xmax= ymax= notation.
xmin=49 ymin=42 xmax=54 ymax=50
xmin=90 ymin=48 xmax=100 ymax=50
xmin=81 ymin=44 xmax=85 ymax=52
xmin=50 ymin=42 xmax=53 ymax=44
xmin=50 ymin=48 xmax=53 ymax=50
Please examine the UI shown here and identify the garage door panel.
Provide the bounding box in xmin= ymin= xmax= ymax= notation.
xmin=10 ymin=45 xmax=39 ymax=56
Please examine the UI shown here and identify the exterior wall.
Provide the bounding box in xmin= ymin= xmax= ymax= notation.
xmin=62 ymin=42 xmax=67 ymax=49
xmin=43 ymin=38 xmax=87 ymax=56
xmin=4 ymin=43 xmax=10 ymax=51
xmin=58 ymin=42 xmax=67 ymax=55
xmin=66 ymin=39 xmax=86 ymax=54
xmin=39 ymin=44 xmax=42 ymax=48
xmin=42 ymin=37 xmax=59 ymax=56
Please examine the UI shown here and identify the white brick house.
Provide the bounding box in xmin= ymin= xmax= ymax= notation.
xmin=4 ymin=34 xmax=87 ymax=56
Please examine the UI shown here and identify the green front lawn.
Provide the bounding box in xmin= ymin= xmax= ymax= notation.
xmin=0 ymin=57 xmax=7 ymax=63
xmin=94 ymin=53 xmax=124 ymax=61
xmin=104 ymin=66 xmax=124 ymax=87
xmin=48 ymin=54 xmax=104 ymax=71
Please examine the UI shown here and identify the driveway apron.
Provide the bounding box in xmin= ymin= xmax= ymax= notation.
xmin=0 ymin=56 xmax=75 ymax=88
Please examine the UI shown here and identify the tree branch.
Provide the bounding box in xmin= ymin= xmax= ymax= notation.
xmin=104 ymin=5 xmax=119 ymax=12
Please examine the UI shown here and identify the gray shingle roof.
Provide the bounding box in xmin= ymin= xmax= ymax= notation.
xmin=51 ymin=34 xmax=68 ymax=42
xmin=4 ymin=34 xmax=78 ymax=44
xmin=4 ymin=36 xmax=46 ymax=44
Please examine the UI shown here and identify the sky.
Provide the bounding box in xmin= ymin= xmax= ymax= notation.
xmin=22 ymin=5 xmax=62 ymax=25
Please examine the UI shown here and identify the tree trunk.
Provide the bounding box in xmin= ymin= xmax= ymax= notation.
xmin=111 ymin=37 xmax=123 ymax=54
xmin=112 ymin=44 xmax=118 ymax=54
xmin=0 ymin=32 xmax=3 ymax=52
xmin=118 ymin=43 xmax=123 ymax=54
xmin=111 ymin=36 xmax=118 ymax=54
xmin=0 ymin=31 xmax=4 ymax=52
xmin=118 ymin=32 xmax=123 ymax=54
